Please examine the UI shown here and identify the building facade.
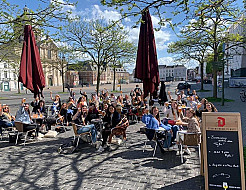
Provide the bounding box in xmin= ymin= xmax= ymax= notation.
xmin=38 ymin=38 xmax=63 ymax=87
xmin=0 ymin=61 xmax=19 ymax=91
xmin=159 ymin=65 xmax=187 ymax=81
xmin=73 ymin=62 xmax=129 ymax=86
xmin=226 ymin=14 xmax=246 ymax=76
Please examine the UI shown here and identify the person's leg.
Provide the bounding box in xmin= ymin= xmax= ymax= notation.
xmin=163 ymin=131 xmax=172 ymax=148
xmin=171 ymin=125 xmax=179 ymax=142
xmin=102 ymin=129 xmax=111 ymax=147
xmin=77 ymin=124 xmax=97 ymax=143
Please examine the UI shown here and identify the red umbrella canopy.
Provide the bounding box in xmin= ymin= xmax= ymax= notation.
xmin=135 ymin=9 xmax=160 ymax=98
xmin=18 ymin=25 xmax=45 ymax=98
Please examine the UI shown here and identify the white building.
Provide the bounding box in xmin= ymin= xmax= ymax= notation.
xmin=226 ymin=14 xmax=246 ymax=76
xmin=159 ymin=65 xmax=187 ymax=81
xmin=0 ymin=61 xmax=19 ymax=91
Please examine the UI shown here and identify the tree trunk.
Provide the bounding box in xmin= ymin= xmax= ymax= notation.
xmin=200 ymin=62 xmax=204 ymax=91
xmin=213 ymin=51 xmax=218 ymax=98
xmin=213 ymin=68 xmax=217 ymax=98
xmin=96 ymin=66 xmax=101 ymax=95
xmin=62 ymin=68 xmax=65 ymax=92
xmin=17 ymin=82 xmax=20 ymax=94
xmin=113 ymin=67 xmax=116 ymax=91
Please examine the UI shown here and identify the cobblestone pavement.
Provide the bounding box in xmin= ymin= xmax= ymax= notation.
xmin=0 ymin=122 xmax=204 ymax=190
xmin=2 ymin=82 xmax=244 ymax=190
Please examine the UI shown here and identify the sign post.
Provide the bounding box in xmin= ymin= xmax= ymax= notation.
xmin=202 ymin=112 xmax=245 ymax=190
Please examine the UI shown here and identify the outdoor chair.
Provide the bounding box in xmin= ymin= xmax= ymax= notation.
xmin=72 ymin=123 xmax=92 ymax=148
xmin=0 ymin=123 xmax=13 ymax=140
xmin=127 ymin=108 xmax=138 ymax=124
xmin=14 ymin=121 xmax=37 ymax=146
xmin=180 ymin=132 xmax=201 ymax=163
xmin=143 ymin=128 xmax=158 ymax=157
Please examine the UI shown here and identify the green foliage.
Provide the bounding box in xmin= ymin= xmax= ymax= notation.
xmin=61 ymin=18 xmax=136 ymax=93
xmin=206 ymin=61 xmax=213 ymax=74
xmin=100 ymin=0 xmax=189 ymax=27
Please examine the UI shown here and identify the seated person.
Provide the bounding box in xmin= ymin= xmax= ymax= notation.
xmin=176 ymin=108 xmax=200 ymax=154
xmin=58 ymin=103 xmax=68 ymax=126
xmin=15 ymin=98 xmax=39 ymax=136
xmin=108 ymin=114 xmax=129 ymax=144
xmin=67 ymin=97 xmax=76 ymax=122
xmin=87 ymin=103 xmax=99 ymax=122
xmin=50 ymin=92 xmax=61 ymax=115
xmin=0 ymin=104 xmax=15 ymax=135
xmin=142 ymin=106 xmax=172 ymax=151
xmin=31 ymin=97 xmax=40 ymax=113
xmin=72 ymin=105 xmax=97 ymax=144
xmin=36 ymin=100 xmax=47 ymax=117
xmin=97 ymin=104 xmax=121 ymax=152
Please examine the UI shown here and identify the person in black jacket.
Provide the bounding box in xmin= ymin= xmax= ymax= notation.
xmin=158 ymin=81 xmax=168 ymax=106
xmin=98 ymin=104 xmax=121 ymax=152
xmin=58 ymin=103 xmax=68 ymax=126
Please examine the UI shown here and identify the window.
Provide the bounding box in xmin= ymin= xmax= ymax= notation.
xmin=4 ymin=71 xmax=7 ymax=78
xmin=4 ymin=63 xmax=7 ymax=68
xmin=48 ymin=50 xmax=51 ymax=59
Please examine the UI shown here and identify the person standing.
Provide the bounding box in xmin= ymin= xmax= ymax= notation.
xmin=159 ymin=81 xmax=168 ymax=106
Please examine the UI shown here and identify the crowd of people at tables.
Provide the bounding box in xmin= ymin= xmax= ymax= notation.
xmin=0 ymin=84 xmax=217 ymax=154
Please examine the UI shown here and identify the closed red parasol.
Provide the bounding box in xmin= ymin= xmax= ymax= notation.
xmin=135 ymin=9 xmax=160 ymax=98
xmin=18 ymin=25 xmax=45 ymax=98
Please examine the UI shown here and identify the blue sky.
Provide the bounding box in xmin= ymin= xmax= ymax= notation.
xmin=9 ymin=0 xmax=244 ymax=73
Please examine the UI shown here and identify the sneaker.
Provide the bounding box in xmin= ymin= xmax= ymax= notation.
xmin=117 ymin=139 xmax=123 ymax=145
xmin=172 ymin=144 xmax=179 ymax=150
xmin=163 ymin=148 xmax=168 ymax=151
xmin=94 ymin=141 xmax=101 ymax=149
xmin=184 ymin=148 xmax=191 ymax=155
xmin=168 ymin=147 xmax=175 ymax=151
xmin=97 ymin=146 xmax=104 ymax=152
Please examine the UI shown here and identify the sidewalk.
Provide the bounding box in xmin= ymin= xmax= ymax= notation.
xmin=192 ymin=83 xmax=246 ymax=144
xmin=0 ymin=122 xmax=204 ymax=190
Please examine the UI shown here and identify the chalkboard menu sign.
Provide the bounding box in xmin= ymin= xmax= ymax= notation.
xmin=202 ymin=112 xmax=245 ymax=190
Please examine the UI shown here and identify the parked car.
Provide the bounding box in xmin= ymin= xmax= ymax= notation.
xmin=204 ymin=79 xmax=212 ymax=84
xmin=177 ymin=82 xmax=191 ymax=90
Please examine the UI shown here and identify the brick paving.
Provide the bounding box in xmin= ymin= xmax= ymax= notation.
xmin=0 ymin=122 xmax=204 ymax=190
xmin=1 ymin=82 xmax=245 ymax=190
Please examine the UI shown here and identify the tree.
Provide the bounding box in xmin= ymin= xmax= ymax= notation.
xmin=100 ymin=0 xmax=189 ymax=27
xmin=169 ymin=0 xmax=244 ymax=98
xmin=108 ymin=31 xmax=136 ymax=91
xmin=61 ymin=18 xmax=136 ymax=94
xmin=168 ymin=31 xmax=209 ymax=90
xmin=0 ymin=0 xmax=75 ymax=61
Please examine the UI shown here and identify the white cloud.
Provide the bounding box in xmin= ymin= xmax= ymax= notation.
xmin=91 ymin=5 xmax=121 ymax=23
xmin=127 ymin=26 xmax=170 ymax=51
xmin=158 ymin=57 xmax=175 ymax=65
xmin=151 ymin=15 xmax=160 ymax=28
xmin=155 ymin=30 xmax=170 ymax=50
xmin=51 ymin=0 xmax=76 ymax=11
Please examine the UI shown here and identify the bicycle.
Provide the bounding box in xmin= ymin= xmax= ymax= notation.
xmin=240 ymin=89 xmax=246 ymax=102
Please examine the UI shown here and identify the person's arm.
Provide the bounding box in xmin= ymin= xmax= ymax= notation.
xmin=0 ymin=104 xmax=2 ymax=116
xmin=50 ymin=91 xmax=54 ymax=101
xmin=167 ymin=91 xmax=172 ymax=100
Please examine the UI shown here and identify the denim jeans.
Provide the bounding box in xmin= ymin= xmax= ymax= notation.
xmin=171 ymin=125 xmax=179 ymax=141
xmin=77 ymin=124 xmax=97 ymax=143
xmin=0 ymin=120 xmax=14 ymax=135
xmin=163 ymin=131 xmax=172 ymax=148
